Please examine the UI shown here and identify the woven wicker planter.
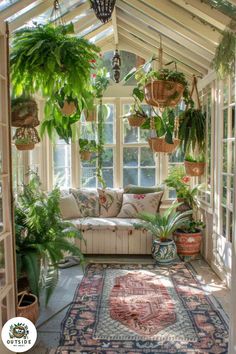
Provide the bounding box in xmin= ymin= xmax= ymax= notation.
xmin=85 ymin=110 xmax=96 ymax=122
xmin=128 ymin=115 xmax=146 ymax=127
xmin=15 ymin=143 xmax=35 ymax=151
xmin=61 ymin=101 xmax=76 ymax=116
xmin=144 ymin=80 xmax=185 ymax=108
xmin=80 ymin=151 xmax=92 ymax=161
xmin=184 ymin=160 xmax=205 ymax=176
xmin=148 ymin=137 xmax=180 ymax=153
xmin=174 ymin=229 xmax=202 ymax=258
xmin=17 ymin=293 xmax=39 ymax=324
xmin=12 ymin=99 xmax=39 ymax=127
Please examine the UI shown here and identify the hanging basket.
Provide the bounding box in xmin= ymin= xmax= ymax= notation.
xmin=80 ymin=151 xmax=92 ymax=161
xmin=17 ymin=292 xmax=39 ymax=324
xmin=128 ymin=114 xmax=146 ymax=127
xmin=184 ymin=160 xmax=206 ymax=176
xmin=148 ymin=137 xmax=180 ymax=153
xmin=15 ymin=143 xmax=35 ymax=151
xmin=11 ymin=99 xmax=39 ymax=127
xmin=85 ymin=109 xmax=96 ymax=122
xmin=144 ymin=80 xmax=185 ymax=108
xmin=61 ymin=101 xmax=77 ymax=116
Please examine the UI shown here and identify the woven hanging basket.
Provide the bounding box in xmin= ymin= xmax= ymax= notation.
xmin=144 ymin=80 xmax=185 ymax=108
xmin=148 ymin=137 xmax=180 ymax=153
xmin=85 ymin=109 xmax=96 ymax=122
xmin=17 ymin=292 xmax=39 ymax=324
xmin=128 ymin=114 xmax=146 ymax=127
xmin=12 ymin=99 xmax=39 ymax=127
xmin=61 ymin=101 xmax=77 ymax=116
xmin=184 ymin=160 xmax=205 ymax=176
xmin=80 ymin=151 xmax=92 ymax=161
xmin=15 ymin=143 xmax=35 ymax=151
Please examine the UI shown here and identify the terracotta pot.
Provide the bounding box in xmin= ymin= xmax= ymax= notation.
xmin=80 ymin=151 xmax=92 ymax=161
xmin=184 ymin=160 xmax=206 ymax=177
xmin=148 ymin=137 xmax=180 ymax=153
xmin=144 ymin=80 xmax=185 ymax=108
xmin=17 ymin=293 xmax=39 ymax=324
xmin=61 ymin=101 xmax=76 ymax=116
xmin=128 ymin=115 xmax=146 ymax=127
xmin=174 ymin=230 xmax=202 ymax=257
xmin=152 ymin=239 xmax=177 ymax=264
xmin=15 ymin=143 xmax=35 ymax=151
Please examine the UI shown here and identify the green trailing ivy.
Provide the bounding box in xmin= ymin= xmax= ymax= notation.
xmin=212 ymin=30 xmax=236 ymax=79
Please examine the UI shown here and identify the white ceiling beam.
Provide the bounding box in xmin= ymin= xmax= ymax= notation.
xmin=85 ymin=21 xmax=112 ymax=40
xmin=116 ymin=1 xmax=214 ymax=60
xmin=0 ymin=0 xmax=41 ymax=22
xmin=171 ymin=0 xmax=231 ymax=31
xmin=60 ymin=2 xmax=90 ymax=24
xmin=142 ymin=0 xmax=220 ymax=44
xmin=116 ymin=9 xmax=211 ymax=69
xmin=112 ymin=6 xmax=119 ymax=45
xmin=118 ymin=28 xmax=200 ymax=77
xmin=118 ymin=20 xmax=207 ymax=75
xmin=73 ymin=11 xmax=97 ymax=33
xmin=95 ymin=33 xmax=114 ymax=47
xmin=9 ymin=0 xmax=52 ymax=32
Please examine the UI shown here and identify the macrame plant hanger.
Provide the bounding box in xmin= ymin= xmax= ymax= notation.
xmin=50 ymin=0 xmax=64 ymax=26
xmin=187 ymin=75 xmax=201 ymax=156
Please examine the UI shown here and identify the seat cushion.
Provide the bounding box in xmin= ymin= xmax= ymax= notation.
xmin=70 ymin=217 xmax=142 ymax=231
xmin=117 ymin=192 xmax=163 ymax=218
xmin=70 ymin=188 xmax=100 ymax=217
xmin=98 ymin=188 xmax=123 ymax=217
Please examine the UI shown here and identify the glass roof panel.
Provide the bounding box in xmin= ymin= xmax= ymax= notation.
xmin=0 ymin=0 xmax=19 ymax=12
xmin=203 ymin=0 xmax=236 ymax=20
xmin=90 ymin=27 xmax=113 ymax=43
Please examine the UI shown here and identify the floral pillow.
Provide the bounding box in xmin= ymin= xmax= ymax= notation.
xmin=117 ymin=192 xmax=163 ymax=218
xmin=70 ymin=189 xmax=100 ymax=217
xmin=98 ymin=189 xmax=123 ymax=217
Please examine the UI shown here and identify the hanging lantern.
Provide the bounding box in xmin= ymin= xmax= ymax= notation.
xmin=90 ymin=0 xmax=116 ymax=23
xmin=112 ymin=49 xmax=121 ymax=83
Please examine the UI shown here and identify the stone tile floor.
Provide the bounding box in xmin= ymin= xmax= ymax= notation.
xmin=29 ymin=256 xmax=230 ymax=354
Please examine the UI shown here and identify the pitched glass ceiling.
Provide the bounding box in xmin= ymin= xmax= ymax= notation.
xmin=203 ymin=0 xmax=236 ymax=20
xmin=0 ymin=0 xmax=20 ymax=12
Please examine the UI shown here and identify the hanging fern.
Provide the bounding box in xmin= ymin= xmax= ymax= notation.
xmin=212 ymin=30 xmax=236 ymax=79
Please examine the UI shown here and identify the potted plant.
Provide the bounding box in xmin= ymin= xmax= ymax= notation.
xmin=15 ymin=172 xmax=84 ymax=307
xmin=13 ymin=127 xmax=40 ymax=150
xmin=14 ymin=137 xmax=35 ymax=151
xmin=184 ymin=154 xmax=206 ymax=177
xmin=135 ymin=204 xmax=192 ymax=263
xmin=122 ymin=87 xmax=147 ymax=127
xmin=174 ymin=219 xmax=205 ymax=260
xmin=165 ymin=166 xmax=198 ymax=211
xmin=11 ymin=96 xmax=39 ymax=127
xmin=79 ymin=138 xmax=98 ymax=161
xmin=125 ymin=58 xmax=189 ymax=108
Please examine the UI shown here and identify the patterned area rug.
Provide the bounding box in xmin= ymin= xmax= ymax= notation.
xmin=55 ymin=263 xmax=228 ymax=353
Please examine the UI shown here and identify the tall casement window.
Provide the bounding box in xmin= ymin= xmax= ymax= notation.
xmin=53 ymin=139 xmax=72 ymax=189
xmin=220 ymin=76 xmax=235 ymax=242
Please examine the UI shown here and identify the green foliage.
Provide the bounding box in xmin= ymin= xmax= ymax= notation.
xmin=185 ymin=154 xmax=205 ymax=163
xmin=93 ymin=68 xmax=110 ymax=98
xmin=15 ymin=137 xmax=33 ymax=144
xmin=15 ymin=172 xmax=84 ymax=305
xmin=135 ymin=204 xmax=192 ymax=241
xmin=79 ymin=138 xmax=97 ymax=152
xmin=10 ymin=23 xmax=99 ymax=97
xmin=212 ymin=30 xmax=236 ymax=79
xmin=164 ymin=166 xmax=198 ymax=209
xmin=179 ymin=219 xmax=205 ymax=233
xmin=179 ymin=108 xmax=206 ymax=154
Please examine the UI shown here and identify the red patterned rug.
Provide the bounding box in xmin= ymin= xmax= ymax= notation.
xmin=55 ymin=263 xmax=228 ymax=353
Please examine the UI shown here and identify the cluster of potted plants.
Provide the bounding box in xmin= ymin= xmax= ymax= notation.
xmin=15 ymin=173 xmax=84 ymax=321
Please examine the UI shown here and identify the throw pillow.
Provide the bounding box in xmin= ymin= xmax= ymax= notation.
xmin=59 ymin=194 xmax=80 ymax=220
xmin=117 ymin=192 xmax=163 ymax=218
xmin=70 ymin=189 xmax=100 ymax=217
xmin=98 ymin=189 xmax=123 ymax=217
xmin=124 ymin=184 xmax=164 ymax=194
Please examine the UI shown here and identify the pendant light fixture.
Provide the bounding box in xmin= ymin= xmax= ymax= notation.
xmin=90 ymin=0 xmax=116 ymax=23
xmin=112 ymin=49 xmax=121 ymax=83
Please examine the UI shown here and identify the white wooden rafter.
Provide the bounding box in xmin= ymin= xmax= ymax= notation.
xmin=0 ymin=0 xmax=40 ymax=23
xmin=73 ymin=11 xmax=97 ymax=33
xmin=85 ymin=21 xmax=112 ymax=40
xmin=112 ymin=6 xmax=119 ymax=45
xmin=60 ymin=2 xmax=90 ymax=24
xmin=116 ymin=0 xmax=214 ymax=60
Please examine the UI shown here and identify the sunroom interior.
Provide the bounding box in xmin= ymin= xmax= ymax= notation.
xmin=0 ymin=0 xmax=236 ymax=353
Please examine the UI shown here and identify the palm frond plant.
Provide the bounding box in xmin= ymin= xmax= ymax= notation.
xmin=135 ymin=204 xmax=192 ymax=263
xmin=15 ymin=172 xmax=84 ymax=305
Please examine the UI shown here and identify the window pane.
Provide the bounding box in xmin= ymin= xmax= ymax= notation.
xmin=140 ymin=147 xmax=155 ymax=166
xmin=140 ymin=168 xmax=155 ymax=186
xmin=123 ymin=168 xmax=138 ymax=186
xmin=54 ymin=167 xmax=71 ymax=188
xmin=223 ymin=109 xmax=228 ymax=139
xmin=102 ymin=148 xmax=113 ymax=167
xmin=123 ymin=148 xmax=138 ymax=166
xmin=222 ymin=207 xmax=227 ymax=238
xmin=104 ymin=124 xmax=113 ymax=144
xmin=124 ymin=124 xmax=138 ymax=143
xmin=102 ymin=169 xmax=113 ymax=188
xmin=82 ymin=168 xmax=96 ymax=188
xmin=53 ymin=140 xmax=71 ymax=187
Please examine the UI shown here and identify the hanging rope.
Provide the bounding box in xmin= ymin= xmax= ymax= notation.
xmin=186 ymin=75 xmax=201 ymax=111
xmin=50 ymin=0 xmax=64 ymax=26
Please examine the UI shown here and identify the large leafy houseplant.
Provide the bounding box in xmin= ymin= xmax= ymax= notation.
xmin=15 ymin=173 xmax=84 ymax=305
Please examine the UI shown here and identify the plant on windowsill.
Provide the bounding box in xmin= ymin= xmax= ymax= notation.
xmin=135 ymin=204 xmax=192 ymax=263
xmin=124 ymin=57 xmax=189 ymax=108
xmin=15 ymin=172 xmax=84 ymax=309
xmin=184 ymin=154 xmax=206 ymax=177
xmin=79 ymin=138 xmax=98 ymax=161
